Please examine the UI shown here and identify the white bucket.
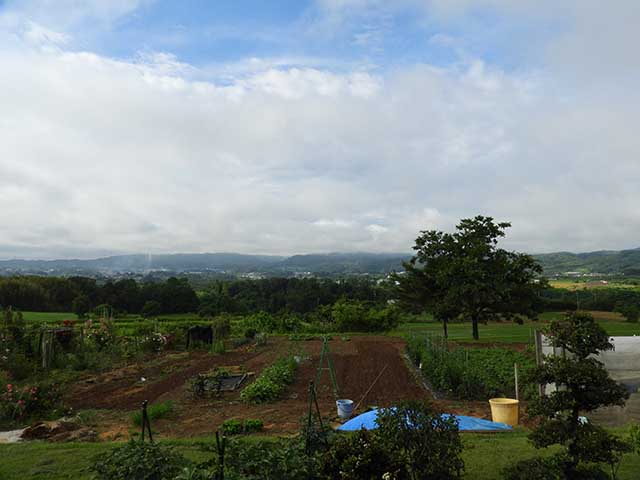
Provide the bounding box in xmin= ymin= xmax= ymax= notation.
xmin=336 ymin=399 xmax=354 ymax=419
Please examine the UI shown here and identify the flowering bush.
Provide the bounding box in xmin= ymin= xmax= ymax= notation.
xmin=0 ymin=382 xmax=61 ymax=424
xmin=83 ymin=318 xmax=116 ymax=350
xmin=141 ymin=332 xmax=169 ymax=353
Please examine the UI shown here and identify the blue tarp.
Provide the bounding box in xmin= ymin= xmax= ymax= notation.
xmin=337 ymin=409 xmax=512 ymax=432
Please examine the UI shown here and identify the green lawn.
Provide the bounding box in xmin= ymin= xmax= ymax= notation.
xmin=391 ymin=311 xmax=640 ymax=343
xmin=1 ymin=431 xmax=639 ymax=480
xmin=21 ymin=312 xmax=77 ymax=324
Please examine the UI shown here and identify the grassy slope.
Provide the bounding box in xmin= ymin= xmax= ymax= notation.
xmin=1 ymin=432 xmax=639 ymax=480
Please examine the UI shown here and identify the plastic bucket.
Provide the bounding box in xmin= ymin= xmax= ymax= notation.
xmin=336 ymin=399 xmax=354 ymax=419
xmin=489 ymin=398 xmax=519 ymax=426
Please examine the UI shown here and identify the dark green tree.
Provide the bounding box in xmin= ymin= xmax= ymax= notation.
xmin=395 ymin=216 xmax=545 ymax=339
xmin=614 ymin=302 xmax=640 ymax=323
xmin=520 ymin=312 xmax=630 ymax=479
xmin=71 ymin=294 xmax=92 ymax=319
xmin=140 ymin=300 xmax=162 ymax=319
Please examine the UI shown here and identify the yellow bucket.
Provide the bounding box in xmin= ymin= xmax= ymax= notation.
xmin=489 ymin=398 xmax=519 ymax=426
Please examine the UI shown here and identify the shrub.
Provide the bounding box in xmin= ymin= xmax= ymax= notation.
xmin=130 ymin=401 xmax=174 ymax=427
xmin=141 ymin=332 xmax=169 ymax=353
xmin=376 ymin=400 xmax=464 ymax=480
xmin=0 ymin=382 xmax=62 ymax=425
xmin=243 ymin=418 xmax=263 ymax=433
xmin=517 ymin=312 xmax=631 ymax=479
xmin=240 ymin=356 xmax=297 ymax=404
xmin=211 ymin=339 xmax=226 ymax=354
xmin=212 ymin=316 xmax=232 ymax=339
xmin=141 ymin=300 xmax=162 ymax=319
xmin=232 ymin=337 xmax=251 ymax=349
xmin=221 ymin=418 xmax=264 ymax=435
xmin=91 ymin=440 xmax=187 ymax=480
xmin=321 ymin=428 xmax=408 ymax=480
xmin=4 ymin=353 xmax=33 ymax=381
xmin=221 ymin=418 xmax=243 ymax=435
xmin=83 ymin=318 xmax=116 ymax=351
xmin=255 ymin=332 xmax=268 ymax=346
xmin=502 ymin=455 xmax=568 ymax=480
xmin=331 ymin=299 xmax=400 ymax=332
xmin=224 ymin=438 xmax=317 ymax=480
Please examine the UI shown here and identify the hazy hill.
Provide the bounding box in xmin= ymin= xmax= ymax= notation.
xmin=533 ymin=248 xmax=640 ymax=275
xmin=0 ymin=253 xmax=284 ymax=274
xmin=0 ymin=252 xmax=408 ymax=276
xmin=3 ymin=248 xmax=640 ymax=277
xmin=274 ymin=252 xmax=408 ymax=274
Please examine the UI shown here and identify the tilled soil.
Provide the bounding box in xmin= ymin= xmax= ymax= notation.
xmin=68 ymin=344 xmax=283 ymax=411
xmin=66 ymin=336 xmax=499 ymax=439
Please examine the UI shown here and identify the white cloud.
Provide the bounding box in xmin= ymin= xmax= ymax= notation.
xmin=0 ymin=2 xmax=639 ymax=258
xmin=1 ymin=0 xmax=151 ymax=29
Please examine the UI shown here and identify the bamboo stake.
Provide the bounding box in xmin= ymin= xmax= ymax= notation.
xmin=354 ymin=364 xmax=389 ymax=412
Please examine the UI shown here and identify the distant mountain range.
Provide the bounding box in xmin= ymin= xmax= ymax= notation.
xmin=1 ymin=248 xmax=640 ymax=277
xmin=533 ymin=248 xmax=640 ymax=276
xmin=0 ymin=252 xmax=409 ymax=277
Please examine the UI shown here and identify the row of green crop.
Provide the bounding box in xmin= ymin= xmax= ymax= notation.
xmin=240 ymin=355 xmax=298 ymax=403
xmin=407 ymin=335 xmax=537 ymax=400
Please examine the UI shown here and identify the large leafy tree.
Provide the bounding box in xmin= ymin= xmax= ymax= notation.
xmin=395 ymin=216 xmax=545 ymax=339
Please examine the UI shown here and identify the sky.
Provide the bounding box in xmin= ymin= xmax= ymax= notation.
xmin=1 ymin=0 xmax=639 ymax=259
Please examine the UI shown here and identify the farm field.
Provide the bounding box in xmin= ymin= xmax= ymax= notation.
xmin=549 ymin=279 xmax=640 ymax=290
xmin=60 ymin=336 xmax=430 ymax=439
xmin=7 ymin=310 xmax=640 ymax=479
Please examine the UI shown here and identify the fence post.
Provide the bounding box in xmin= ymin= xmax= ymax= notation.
xmin=514 ymin=363 xmax=519 ymax=401
xmin=534 ymin=330 xmax=545 ymax=397
xmin=141 ymin=400 xmax=153 ymax=443
xmin=215 ymin=430 xmax=226 ymax=480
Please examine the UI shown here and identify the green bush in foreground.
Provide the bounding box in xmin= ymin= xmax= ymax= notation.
xmin=91 ymin=440 xmax=187 ymax=480
xmin=321 ymin=428 xmax=409 ymax=479
xmin=240 ymin=355 xmax=297 ymax=404
xmin=376 ymin=400 xmax=464 ymax=479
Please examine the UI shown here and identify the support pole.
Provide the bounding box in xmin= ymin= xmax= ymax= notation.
xmin=141 ymin=400 xmax=153 ymax=443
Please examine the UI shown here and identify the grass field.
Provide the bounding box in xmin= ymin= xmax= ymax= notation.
xmin=392 ymin=311 xmax=640 ymax=343
xmin=21 ymin=311 xmax=78 ymax=323
xmin=20 ymin=311 xmax=205 ymax=335
xmin=1 ymin=430 xmax=638 ymax=480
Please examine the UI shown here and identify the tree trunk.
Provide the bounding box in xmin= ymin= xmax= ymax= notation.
xmin=472 ymin=314 xmax=479 ymax=340
xmin=442 ymin=317 xmax=448 ymax=338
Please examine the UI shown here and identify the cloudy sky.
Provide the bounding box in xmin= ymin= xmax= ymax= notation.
xmin=1 ymin=0 xmax=638 ymax=259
